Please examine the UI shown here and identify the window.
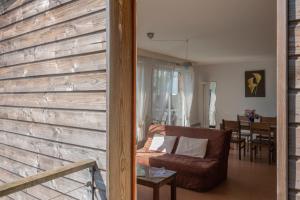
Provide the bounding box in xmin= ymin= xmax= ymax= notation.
xmin=172 ymin=71 xmax=179 ymax=95
xmin=152 ymin=68 xmax=183 ymax=125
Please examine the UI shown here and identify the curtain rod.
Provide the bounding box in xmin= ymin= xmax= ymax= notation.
xmin=138 ymin=55 xmax=182 ymax=66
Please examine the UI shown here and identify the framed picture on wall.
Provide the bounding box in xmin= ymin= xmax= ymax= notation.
xmin=245 ymin=70 xmax=265 ymax=97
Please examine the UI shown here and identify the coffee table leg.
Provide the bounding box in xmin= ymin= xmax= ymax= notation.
xmin=153 ymin=185 xmax=159 ymax=200
xmin=171 ymin=178 xmax=176 ymax=200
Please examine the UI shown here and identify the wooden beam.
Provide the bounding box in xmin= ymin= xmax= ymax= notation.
xmin=0 ymin=159 xmax=96 ymax=197
xmin=277 ymin=0 xmax=288 ymax=199
xmin=132 ymin=0 xmax=137 ymax=199
xmin=108 ymin=0 xmax=134 ymax=199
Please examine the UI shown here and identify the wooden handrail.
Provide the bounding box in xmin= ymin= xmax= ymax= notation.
xmin=0 ymin=159 xmax=97 ymax=197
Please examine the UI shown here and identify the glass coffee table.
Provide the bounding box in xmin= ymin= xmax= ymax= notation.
xmin=137 ymin=164 xmax=177 ymax=200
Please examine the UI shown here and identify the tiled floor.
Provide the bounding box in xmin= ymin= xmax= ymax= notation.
xmin=137 ymin=147 xmax=276 ymax=200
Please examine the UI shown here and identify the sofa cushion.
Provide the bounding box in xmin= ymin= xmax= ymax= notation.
xmin=175 ymin=137 xmax=208 ymax=158
xmin=144 ymin=125 xmax=231 ymax=159
xmin=148 ymin=134 xmax=177 ymax=153
xmin=136 ymin=150 xmax=219 ymax=176
xmin=148 ymin=153 xmax=219 ymax=176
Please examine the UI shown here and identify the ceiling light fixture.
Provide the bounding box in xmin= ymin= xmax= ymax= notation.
xmin=183 ymin=39 xmax=192 ymax=67
xmin=147 ymin=32 xmax=155 ymax=39
xmin=146 ymin=32 xmax=193 ymax=67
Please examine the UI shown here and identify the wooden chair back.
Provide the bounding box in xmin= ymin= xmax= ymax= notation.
xmin=260 ymin=116 xmax=276 ymax=126
xmin=237 ymin=115 xmax=250 ymax=130
xmin=237 ymin=115 xmax=249 ymax=122
xmin=222 ymin=120 xmax=242 ymax=142
xmin=250 ymin=122 xmax=271 ymax=137
xmin=221 ymin=120 xmax=240 ymax=132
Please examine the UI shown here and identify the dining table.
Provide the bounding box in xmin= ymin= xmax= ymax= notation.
xmin=240 ymin=121 xmax=277 ymax=160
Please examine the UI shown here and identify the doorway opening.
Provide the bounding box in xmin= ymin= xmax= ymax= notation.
xmin=199 ymin=81 xmax=217 ymax=128
xmin=135 ymin=0 xmax=277 ymax=199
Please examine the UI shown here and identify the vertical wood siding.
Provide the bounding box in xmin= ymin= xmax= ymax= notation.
xmin=0 ymin=0 xmax=107 ymax=199
xmin=290 ymin=0 xmax=300 ymax=199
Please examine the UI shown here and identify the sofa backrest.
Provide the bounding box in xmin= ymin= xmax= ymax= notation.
xmin=143 ymin=124 xmax=231 ymax=160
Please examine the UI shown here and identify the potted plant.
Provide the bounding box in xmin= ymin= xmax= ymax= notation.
xmin=244 ymin=109 xmax=260 ymax=122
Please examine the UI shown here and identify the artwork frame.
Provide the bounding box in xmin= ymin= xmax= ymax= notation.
xmin=245 ymin=70 xmax=265 ymax=97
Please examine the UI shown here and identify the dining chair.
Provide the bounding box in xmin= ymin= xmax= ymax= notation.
xmin=237 ymin=115 xmax=250 ymax=125
xmin=221 ymin=120 xmax=246 ymax=160
xmin=250 ymin=122 xmax=275 ymax=164
xmin=237 ymin=115 xmax=251 ymax=150
xmin=260 ymin=116 xmax=276 ymax=125
xmin=258 ymin=116 xmax=277 ymax=152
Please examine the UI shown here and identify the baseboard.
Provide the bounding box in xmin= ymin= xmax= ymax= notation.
xmin=191 ymin=122 xmax=201 ymax=127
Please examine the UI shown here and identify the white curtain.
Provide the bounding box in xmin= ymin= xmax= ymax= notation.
xmin=202 ymin=83 xmax=210 ymax=128
xmin=209 ymin=83 xmax=217 ymax=127
xmin=152 ymin=66 xmax=174 ymax=124
xmin=136 ymin=62 xmax=152 ymax=142
xmin=180 ymin=67 xmax=195 ymax=126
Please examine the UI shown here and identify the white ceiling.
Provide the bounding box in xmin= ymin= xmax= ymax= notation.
xmin=137 ymin=0 xmax=276 ymax=65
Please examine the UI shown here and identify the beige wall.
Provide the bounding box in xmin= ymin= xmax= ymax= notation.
xmin=193 ymin=59 xmax=277 ymax=127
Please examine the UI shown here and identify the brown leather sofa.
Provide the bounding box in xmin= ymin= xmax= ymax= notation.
xmin=137 ymin=125 xmax=231 ymax=192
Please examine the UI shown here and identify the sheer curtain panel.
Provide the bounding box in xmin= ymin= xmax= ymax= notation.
xmin=180 ymin=67 xmax=195 ymax=126
xmin=136 ymin=62 xmax=152 ymax=142
xmin=152 ymin=66 xmax=174 ymax=124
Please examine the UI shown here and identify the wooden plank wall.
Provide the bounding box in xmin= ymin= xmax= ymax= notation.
xmin=0 ymin=0 xmax=107 ymax=199
xmin=290 ymin=0 xmax=300 ymax=199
